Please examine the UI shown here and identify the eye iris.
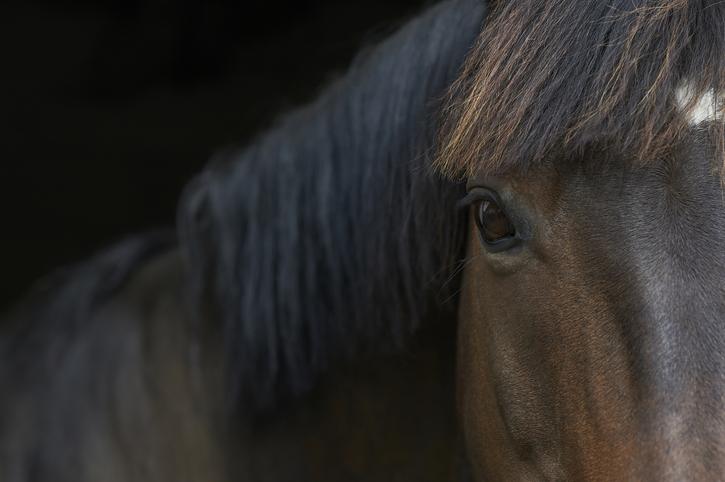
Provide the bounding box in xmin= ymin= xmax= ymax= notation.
xmin=477 ymin=199 xmax=516 ymax=243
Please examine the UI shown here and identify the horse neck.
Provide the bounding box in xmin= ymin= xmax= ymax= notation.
xmin=228 ymin=319 xmax=462 ymax=482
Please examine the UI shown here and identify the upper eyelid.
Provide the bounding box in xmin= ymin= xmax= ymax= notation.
xmin=458 ymin=187 xmax=501 ymax=210
xmin=466 ymin=176 xmax=507 ymax=192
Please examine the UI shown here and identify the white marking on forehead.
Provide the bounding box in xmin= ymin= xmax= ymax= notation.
xmin=676 ymin=85 xmax=723 ymax=126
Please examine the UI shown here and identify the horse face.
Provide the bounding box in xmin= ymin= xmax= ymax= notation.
xmin=457 ymin=130 xmax=725 ymax=480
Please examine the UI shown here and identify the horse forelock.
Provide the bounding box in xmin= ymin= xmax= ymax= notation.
xmin=436 ymin=0 xmax=725 ymax=180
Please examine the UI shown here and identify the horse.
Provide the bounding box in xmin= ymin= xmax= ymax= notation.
xmin=1 ymin=0 xmax=724 ymax=481
xmin=440 ymin=0 xmax=725 ymax=479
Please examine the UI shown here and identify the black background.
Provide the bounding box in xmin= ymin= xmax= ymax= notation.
xmin=0 ymin=0 xmax=429 ymax=308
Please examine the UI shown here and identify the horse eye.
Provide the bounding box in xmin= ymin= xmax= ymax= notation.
xmin=459 ymin=188 xmax=520 ymax=252
xmin=474 ymin=197 xmax=517 ymax=250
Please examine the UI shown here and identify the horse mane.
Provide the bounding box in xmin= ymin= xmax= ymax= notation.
xmin=0 ymin=232 xmax=174 ymax=479
xmin=0 ymin=231 xmax=174 ymax=370
xmin=437 ymin=0 xmax=725 ymax=179
xmin=178 ymin=0 xmax=487 ymax=410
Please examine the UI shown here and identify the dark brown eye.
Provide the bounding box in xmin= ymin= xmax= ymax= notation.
xmin=458 ymin=188 xmax=521 ymax=252
xmin=475 ymin=198 xmax=517 ymax=246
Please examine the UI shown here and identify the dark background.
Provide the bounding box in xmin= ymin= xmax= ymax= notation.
xmin=0 ymin=0 xmax=430 ymax=308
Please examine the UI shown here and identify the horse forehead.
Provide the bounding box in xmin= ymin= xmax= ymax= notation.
xmin=516 ymin=129 xmax=721 ymax=194
xmin=498 ymin=135 xmax=725 ymax=275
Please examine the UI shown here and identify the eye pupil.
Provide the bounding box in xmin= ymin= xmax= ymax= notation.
xmin=477 ymin=198 xmax=516 ymax=244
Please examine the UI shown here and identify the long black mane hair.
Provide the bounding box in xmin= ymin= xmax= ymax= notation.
xmin=0 ymin=0 xmax=489 ymax=427
xmin=179 ymin=0 xmax=487 ymax=409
